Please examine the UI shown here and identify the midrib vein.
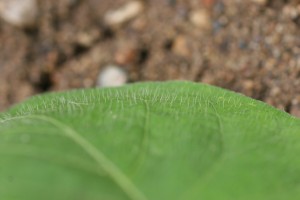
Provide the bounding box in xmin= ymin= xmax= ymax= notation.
xmin=1 ymin=115 xmax=148 ymax=200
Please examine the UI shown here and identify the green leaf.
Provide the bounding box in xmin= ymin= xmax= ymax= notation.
xmin=1 ymin=81 xmax=300 ymax=200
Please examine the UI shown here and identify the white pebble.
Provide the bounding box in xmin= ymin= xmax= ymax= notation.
xmin=189 ymin=9 xmax=211 ymax=29
xmin=0 ymin=0 xmax=38 ymax=28
xmin=104 ymin=1 xmax=143 ymax=26
xmin=97 ymin=65 xmax=128 ymax=87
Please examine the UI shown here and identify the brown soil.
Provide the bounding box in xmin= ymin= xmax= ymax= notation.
xmin=1 ymin=0 xmax=300 ymax=117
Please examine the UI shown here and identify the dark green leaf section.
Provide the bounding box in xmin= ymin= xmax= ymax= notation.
xmin=1 ymin=81 xmax=300 ymax=200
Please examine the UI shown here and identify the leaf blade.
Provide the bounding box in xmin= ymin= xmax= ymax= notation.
xmin=1 ymin=81 xmax=300 ymax=200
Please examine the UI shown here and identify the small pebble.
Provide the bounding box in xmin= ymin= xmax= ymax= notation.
xmin=115 ymin=47 xmax=138 ymax=65
xmin=291 ymin=98 xmax=300 ymax=117
xmin=97 ymin=65 xmax=128 ymax=87
xmin=172 ymin=35 xmax=190 ymax=57
xmin=104 ymin=1 xmax=144 ymax=26
xmin=76 ymin=30 xmax=100 ymax=47
xmin=242 ymin=80 xmax=255 ymax=91
xmin=189 ymin=9 xmax=211 ymax=29
xmin=251 ymin=0 xmax=267 ymax=5
xmin=283 ymin=5 xmax=300 ymax=20
xmin=270 ymin=87 xmax=281 ymax=96
xmin=0 ymin=0 xmax=38 ymax=28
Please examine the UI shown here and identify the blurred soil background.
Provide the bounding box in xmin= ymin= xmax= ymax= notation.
xmin=1 ymin=0 xmax=300 ymax=116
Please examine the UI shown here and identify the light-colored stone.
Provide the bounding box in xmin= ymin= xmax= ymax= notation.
xmin=172 ymin=35 xmax=190 ymax=57
xmin=189 ymin=9 xmax=211 ymax=29
xmin=283 ymin=5 xmax=300 ymax=20
xmin=97 ymin=65 xmax=128 ymax=87
xmin=76 ymin=30 xmax=100 ymax=47
xmin=243 ymin=80 xmax=255 ymax=90
xmin=0 ymin=0 xmax=38 ymax=28
xmin=104 ymin=1 xmax=143 ymax=26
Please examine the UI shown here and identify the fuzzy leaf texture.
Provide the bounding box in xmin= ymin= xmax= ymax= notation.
xmin=1 ymin=81 xmax=300 ymax=200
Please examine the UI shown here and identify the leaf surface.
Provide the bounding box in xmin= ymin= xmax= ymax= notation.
xmin=1 ymin=81 xmax=300 ymax=200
